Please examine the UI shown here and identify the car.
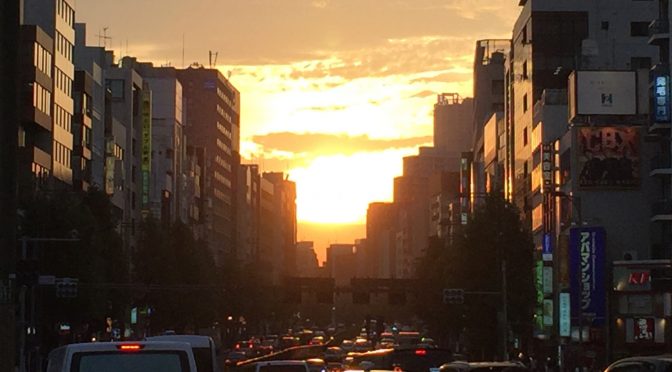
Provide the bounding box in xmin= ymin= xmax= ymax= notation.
xmin=440 ymin=361 xmax=529 ymax=371
xmin=238 ymin=360 xmax=311 ymax=372
xmin=324 ymin=346 xmax=344 ymax=363
xmin=223 ymin=350 xmax=248 ymax=367
xmin=340 ymin=340 xmax=355 ymax=353
xmin=146 ymin=334 xmax=220 ymax=372
xmin=279 ymin=336 xmax=302 ymax=350
xmin=306 ymin=358 xmax=328 ymax=372
xmin=46 ymin=341 xmax=198 ymax=372
xmin=347 ymin=347 xmax=454 ymax=372
xmin=604 ymin=355 xmax=672 ymax=371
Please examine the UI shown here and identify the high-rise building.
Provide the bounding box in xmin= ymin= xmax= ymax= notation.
xmin=18 ymin=24 xmax=53 ymax=193
xmin=471 ymin=40 xmax=510 ymax=197
xmin=71 ymin=70 xmax=93 ymax=191
xmin=137 ymin=63 xmax=185 ymax=223
xmin=434 ymin=93 xmax=474 ymax=169
xmin=23 ymin=0 xmax=76 ymax=186
xmin=177 ymin=67 xmax=240 ymax=264
xmin=73 ymin=23 xmax=111 ymax=195
xmin=102 ymin=56 xmax=149 ymax=256
xmin=326 ymin=244 xmax=356 ymax=285
xmin=366 ymin=202 xmax=398 ymax=278
xmin=237 ymin=164 xmax=261 ymax=264
xmin=295 ymin=241 xmax=319 ymax=278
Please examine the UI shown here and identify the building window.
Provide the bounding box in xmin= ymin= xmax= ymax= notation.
xmin=601 ymin=21 xmax=609 ymax=30
xmin=523 ymin=127 xmax=529 ymax=146
xmin=523 ymin=93 xmax=528 ymax=112
xmin=106 ymin=79 xmax=125 ymax=99
xmin=522 ymin=61 xmax=528 ymax=79
xmin=630 ymin=22 xmax=650 ymax=37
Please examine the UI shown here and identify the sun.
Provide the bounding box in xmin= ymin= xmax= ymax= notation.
xmin=289 ymin=150 xmax=415 ymax=224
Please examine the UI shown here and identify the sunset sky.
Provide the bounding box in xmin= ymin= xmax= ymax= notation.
xmin=74 ymin=0 xmax=520 ymax=262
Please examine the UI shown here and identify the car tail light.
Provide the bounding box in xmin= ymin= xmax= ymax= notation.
xmin=415 ymin=349 xmax=427 ymax=356
xmin=118 ymin=344 xmax=144 ymax=351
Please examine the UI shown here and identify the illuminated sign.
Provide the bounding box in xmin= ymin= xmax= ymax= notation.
xmin=570 ymin=227 xmax=606 ymax=325
xmin=576 ymin=127 xmax=640 ymax=189
xmin=633 ymin=318 xmax=654 ymax=342
xmin=629 ymin=272 xmax=651 ymax=285
xmin=542 ymin=233 xmax=553 ymax=261
xmin=654 ymin=75 xmax=670 ymax=123
xmin=613 ymin=267 xmax=652 ymax=291
xmin=541 ymin=144 xmax=553 ymax=193
xmin=141 ymin=90 xmax=152 ymax=211
xmin=559 ymin=293 xmax=570 ymax=337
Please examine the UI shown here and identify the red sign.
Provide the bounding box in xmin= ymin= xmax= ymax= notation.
xmin=628 ymin=272 xmax=651 ymax=285
xmin=634 ymin=318 xmax=654 ymax=342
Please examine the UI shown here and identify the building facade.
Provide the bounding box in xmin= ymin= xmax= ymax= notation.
xmin=177 ymin=67 xmax=240 ymax=265
xmin=23 ymin=0 xmax=77 ymax=186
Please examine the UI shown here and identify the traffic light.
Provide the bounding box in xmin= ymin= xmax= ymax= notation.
xmin=442 ymin=288 xmax=464 ymax=304
xmin=56 ymin=278 xmax=78 ymax=298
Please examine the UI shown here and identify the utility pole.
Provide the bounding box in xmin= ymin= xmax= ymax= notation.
xmin=0 ymin=0 xmax=20 ymax=371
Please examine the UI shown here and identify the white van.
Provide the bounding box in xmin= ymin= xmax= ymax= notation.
xmin=146 ymin=334 xmax=220 ymax=372
xmin=46 ymin=341 xmax=198 ymax=372
xmin=241 ymin=360 xmax=310 ymax=372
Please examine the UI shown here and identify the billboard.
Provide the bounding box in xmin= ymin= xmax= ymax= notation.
xmin=569 ymin=71 xmax=637 ymax=117
xmin=141 ymin=90 xmax=152 ymax=212
xmin=577 ymin=126 xmax=640 ymax=188
xmin=569 ymin=226 xmax=606 ymax=325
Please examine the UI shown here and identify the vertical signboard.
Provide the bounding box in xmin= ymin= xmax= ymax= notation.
xmin=559 ymin=292 xmax=571 ymax=337
xmin=654 ymin=75 xmax=670 ymax=123
xmin=541 ymin=144 xmax=553 ymax=193
xmin=141 ymin=90 xmax=152 ymax=213
xmin=569 ymin=227 xmax=606 ymax=325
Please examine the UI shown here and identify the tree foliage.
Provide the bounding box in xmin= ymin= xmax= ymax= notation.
xmin=415 ymin=193 xmax=535 ymax=359
xmin=133 ymin=217 xmax=218 ymax=332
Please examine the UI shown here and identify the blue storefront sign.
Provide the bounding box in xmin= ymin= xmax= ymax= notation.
xmin=654 ymin=75 xmax=670 ymax=123
xmin=542 ymin=233 xmax=553 ymax=261
xmin=569 ymin=226 xmax=606 ymax=325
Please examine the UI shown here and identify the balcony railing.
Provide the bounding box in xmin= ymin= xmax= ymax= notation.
xmin=649 ymin=18 xmax=670 ymax=45
xmin=652 ymin=199 xmax=672 ymax=217
xmin=651 ymin=154 xmax=672 ymax=172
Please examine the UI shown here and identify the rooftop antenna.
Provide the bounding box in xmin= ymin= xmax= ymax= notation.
xmin=95 ymin=27 xmax=112 ymax=48
xmin=182 ymin=33 xmax=185 ymax=68
xmin=209 ymin=51 xmax=218 ymax=68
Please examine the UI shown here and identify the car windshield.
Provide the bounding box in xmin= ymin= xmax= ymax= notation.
xmin=72 ymin=351 xmax=188 ymax=372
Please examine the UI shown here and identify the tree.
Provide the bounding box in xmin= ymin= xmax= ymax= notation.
xmin=18 ymin=187 xmax=127 ymax=345
xmin=415 ymin=193 xmax=534 ymax=359
xmin=133 ymin=218 xmax=218 ymax=332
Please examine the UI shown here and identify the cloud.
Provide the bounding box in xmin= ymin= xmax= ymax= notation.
xmin=411 ymin=90 xmax=435 ymax=98
xmin=303 ymin=105 xmax=348 ymax=112
xmin=251 ymin=132 xmax=432 ymax=156
xmin=285 ymin=36 xmax=477 ymax=83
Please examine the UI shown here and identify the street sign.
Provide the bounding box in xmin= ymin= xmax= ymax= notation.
xmin=55 ymin=277 xmax=79 ymax=298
